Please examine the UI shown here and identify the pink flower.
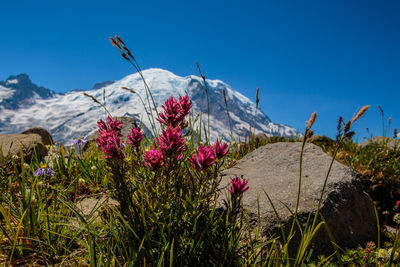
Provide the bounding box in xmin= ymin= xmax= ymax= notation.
xmin=228 ymin=176 xmax=249 ymax=195
xmin=127 ymin=127 xmax=143 ymax=149
xmin=157 ymin=126 xmax=186 ymax=160
xmin=144 ymin=149 xmax=165 ymax=169
xmin=179 ymin=94 xmax=192 ymax=118
xmin=214 ymin=140 xmax=229 ymax=159
xmin=96 ymin=116 xmax=125 ymax=159
xmin=396 ymin=200 xmax=400 ymax=207
xmin=97 ymin=116 xmax=123 ymax=137
xmin=188 ymin=145 xmax=215 ymax=170
xmin=157 ymin=95 xmax=192 ymax=127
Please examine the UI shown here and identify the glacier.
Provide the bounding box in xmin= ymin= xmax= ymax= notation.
xmin=0 ymin=68 xmax=299 ymax=144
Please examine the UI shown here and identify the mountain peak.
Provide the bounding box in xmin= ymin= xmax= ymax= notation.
xmin=0 ymin=74 xmax=55 ymax=109
xmin=0 ymin=69 xmax=299 ymax=143
xmin=6 ymin=73 xmax=31 ymax=85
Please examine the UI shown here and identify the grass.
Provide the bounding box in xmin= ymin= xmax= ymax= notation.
xmin=0 ymin=36 xmax=399 ymax=266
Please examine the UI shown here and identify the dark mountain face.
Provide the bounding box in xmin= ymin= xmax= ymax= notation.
xmin=0 ymin=74 xmax=56 ymax=109
xmin=91 ymin=80 xmax=115 ymax=90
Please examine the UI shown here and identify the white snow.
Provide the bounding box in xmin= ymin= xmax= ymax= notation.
xmin=0 ymin=68 xmax=299 ymax=144
xmin=6 ymin=79 xmax=18 ymax=85
xmin=0 ymin=85 xmax=15 ymax=102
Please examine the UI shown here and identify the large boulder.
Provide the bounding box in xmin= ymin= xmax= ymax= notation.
xmin=220 ymin=142 xmax=377 ymax=255
xmin=20 ymin=127 xmax=53 ymax=146
xmin=0 ymin=133 xmax=48 ymax=161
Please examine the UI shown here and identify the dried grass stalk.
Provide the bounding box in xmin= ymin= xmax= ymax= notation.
xmin=306 ymin=112 xmax=317 ymax=129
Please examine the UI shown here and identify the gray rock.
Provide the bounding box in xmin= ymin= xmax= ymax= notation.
xmin=76 ymin=195 xmax=119 ymax=218
xmin=220 ymin=142 xmax=377 ymax=255
xmin=298 ymin=135 xmax=336 ymax=147
xmin=20 ymin=127 xmax=53 ymax=146
xmin=360 ymin=136 xmax=400 ymax=150
xmin=0 ymin=133 xmax=48 ymax=161
xmin=71 ymin=194 xmax=119 ymax=226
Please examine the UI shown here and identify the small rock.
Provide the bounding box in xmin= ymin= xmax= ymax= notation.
xmin=360 ymin=136 xmax=400 ymax=150
xmin=20 ymin=127 xmax=53 ymax=146
xmin=0 ymin=133 xmax=48 ymax=162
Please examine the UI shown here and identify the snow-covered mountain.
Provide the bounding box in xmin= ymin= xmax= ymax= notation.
xmin=0 ymin=69 xmax=299 ymax=144
xmin=0 ymin=74 xmax=56 ymax=110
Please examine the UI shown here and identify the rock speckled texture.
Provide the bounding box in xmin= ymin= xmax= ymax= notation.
xmin=0 ymin=133 xmax=48 ymax=161
xmin=220 ymin=142 xmax=377 ymax=254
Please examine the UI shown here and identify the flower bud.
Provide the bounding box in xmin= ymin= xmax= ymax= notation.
xmin=78 ymin=178 xmax=86 ymax=187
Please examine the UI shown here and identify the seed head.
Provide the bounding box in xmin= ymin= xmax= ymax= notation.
xmin=109 ymin=37 xmax=120 ymax=48
xmin=351 ymin=105 xmax=370 ymax=124
xmin=115 ymin=35 xmax=125 ymax=45
xmin=83 ymin=92 xmax=101 ymax=105
xmin=306 ymin=112 xmax=317 ymax=129
xmin=121 ymin=87 xmax=137 ymax=94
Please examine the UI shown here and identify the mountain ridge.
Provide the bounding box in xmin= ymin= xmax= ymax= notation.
xmin=0 ymin=68 xmax=299 ymax=144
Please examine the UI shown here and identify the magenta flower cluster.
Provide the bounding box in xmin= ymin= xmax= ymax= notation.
xmin=157 ymin=94 xmax=192 ymax=127
xmin=127 ymin=127 xmax=144 ymax=149
xmin=144 ymin=148 xmax=165 ymax=169
xmin=214 ymin=140 xmax=229 ymax=159
xmin=157 ymin=126 xmax=186 ymax=160
xmin=188 ymin=140 xmax=229 ymax=171
xmin=228 ymin=176 xmax=249 ymax=195
xmin=188 ymin=145 xmax=215 ymax=170
xmin=97 ymin=116 xmax=125 ymax=159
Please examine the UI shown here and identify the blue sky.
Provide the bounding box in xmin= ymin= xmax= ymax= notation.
xmin=1 ymin=0 xmax=399 ymax=140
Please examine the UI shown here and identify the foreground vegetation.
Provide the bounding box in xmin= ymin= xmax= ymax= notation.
xmin=0 ymin=36 xmax=399 ymax=266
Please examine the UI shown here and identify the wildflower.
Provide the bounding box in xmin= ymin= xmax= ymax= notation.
xmin=78 ymin=178 xmax=86 ymax=187
xmin=179 ymin=94 xmax=192 ymax=118
xmin=157 ymin=95 xmax=192 ymax=127
xmin=214 ymin=140 xmax=229 ymax=159
xmin=33 ymin=164 xmax=55 ymax=177
xmin=228 ymin=176 xmax=249 ymax=195
xmin=188 ymin=145 xmax=216 ymax=170
xmin=97 ymin=131 xmax=125 ymax=159
xmin=91 ymin=166 xmax=97 ymax=171
xmin=394 ymin=128 xmax=398 ymax=139
xmin=97 ymin=117 xmax=125 ymax=159
xmin=72 ymin=137 xmax=87 ymax=146
xmin=396 ymin=200 xmax=400 ymax=207
xmin=144 ymin=149 xmax=165 ymax=169
xmin=157 ymin=126 xmax=186 ymax=160
xmin=22 ymin=163 xmax=30 ymax=171
xmin=98 ymin=116 xmax=123 ymax=135
xmin=127 ymin=127 xmax=143 ymax=149
xmin=366 ymin=241 xmax=376 ymax=248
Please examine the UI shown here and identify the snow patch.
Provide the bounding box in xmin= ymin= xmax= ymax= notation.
xmin=6 ymin=79 xmax=18 ymax=85
xmin=0 ymin=85 xmax=15 ymax=102
xmin=0 ymin=68 xmax=299 ymax=144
